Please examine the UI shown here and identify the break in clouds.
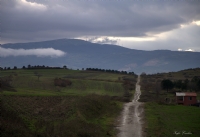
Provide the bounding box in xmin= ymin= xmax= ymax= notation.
xmin=0 ymin=47 xmax=66 ymax=57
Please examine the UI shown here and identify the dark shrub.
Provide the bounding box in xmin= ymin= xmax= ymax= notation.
xmin=54 ymin=78 xmax=72 ymax=87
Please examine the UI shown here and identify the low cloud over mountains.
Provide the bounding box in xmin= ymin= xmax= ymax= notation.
xmin=0 ymin=47 xmax=66 ymax=58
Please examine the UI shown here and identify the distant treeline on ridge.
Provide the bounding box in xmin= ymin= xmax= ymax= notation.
xmin=0 ymin=65 xmax=135 ymax=75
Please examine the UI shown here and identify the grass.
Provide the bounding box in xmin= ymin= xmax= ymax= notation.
xmin=141 ymin=68 xmax=200 ymax=137
xmin=1 ymin=69 xmax=135 ymax=96
xmin=143 ymin=68 xmax=200 ymax=80
xmin=1 ymin=94 xmax=123 ymax=137
xmin=0 ymin=69 xmax=135 ymax=81
xmin=3 ymin=68 xmax=200 ymax=136
xmin=1 ymin=69 xmax=136 ymax=96
xmin=0 ymin=69 xmax=136 ymax=137
xmin=145 ymin=102 xmax=200 ymax=137
xmin=140 ymin=68 xmax=200 ymax=102
xmin=139 ymin=77 xmax=176 ymax=103
xmin=2 ymin=77 xmax=125 ymax=96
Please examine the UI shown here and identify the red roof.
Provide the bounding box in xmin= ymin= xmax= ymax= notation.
xmin=185 ymin=92 xmax=197 ymax=96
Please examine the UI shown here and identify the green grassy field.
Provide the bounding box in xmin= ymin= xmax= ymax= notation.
xmin=0 ymin=69 xmax=136 ymax=96
xmin=0 ymin=69 xmax=136 ymax=137
xmin=145 ymin=102 xmax=200 ymax=137
xmin=1 ymin=68 xmax=200 ymax=137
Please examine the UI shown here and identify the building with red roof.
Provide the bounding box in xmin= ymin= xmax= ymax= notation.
xmin=176 ymin=92 xmax=197 ymax=105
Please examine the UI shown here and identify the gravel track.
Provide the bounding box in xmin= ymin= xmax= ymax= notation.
xmin=117 ymin=75 xmax=144 ymax=137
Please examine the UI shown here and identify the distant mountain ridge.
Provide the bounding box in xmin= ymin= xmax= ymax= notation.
xmin=1 ymin=39 xmax=200 ymax=74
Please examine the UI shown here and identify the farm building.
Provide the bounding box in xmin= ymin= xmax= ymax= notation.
xmin=176 ymin=92 xmax=197 ymax=105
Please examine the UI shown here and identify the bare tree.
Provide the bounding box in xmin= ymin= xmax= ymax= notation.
xmin=34 ymin=71 xmax=42 ymax=80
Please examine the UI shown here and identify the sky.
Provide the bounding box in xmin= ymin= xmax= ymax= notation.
xmin=1 ymin=0 xmax=200 ymax=52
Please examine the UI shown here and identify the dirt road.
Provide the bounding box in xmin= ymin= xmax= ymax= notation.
xmin=117 ymin=75 xmax=144 ymax=137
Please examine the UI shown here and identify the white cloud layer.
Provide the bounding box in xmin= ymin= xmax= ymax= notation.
xmin=0 ymin=47 xmax=66 ymax=57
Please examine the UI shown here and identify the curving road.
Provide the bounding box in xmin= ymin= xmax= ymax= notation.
xmin=117 ymin=75 xmax=144 ymax=137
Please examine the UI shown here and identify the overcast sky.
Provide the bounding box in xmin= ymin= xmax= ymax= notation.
xmin=1 ymin=0 xmax=200 ymax=51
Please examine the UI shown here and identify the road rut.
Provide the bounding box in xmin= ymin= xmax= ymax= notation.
xmin=117 ymin=75 xmax=144 ymax=137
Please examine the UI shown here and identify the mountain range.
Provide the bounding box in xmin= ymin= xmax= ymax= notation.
xmin=1 ymin=39 xmax=200 ymax=74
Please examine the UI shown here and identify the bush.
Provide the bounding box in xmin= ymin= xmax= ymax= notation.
xmin=0 ymin=76 xmax=16 ymax=92
xmin=161 ymin=79 xmax=174 ymax=92
xmin=54 ymin=78 xmax=72 ymax=87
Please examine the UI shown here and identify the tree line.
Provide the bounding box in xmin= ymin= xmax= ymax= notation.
xmin=0 ymin=65 xmax=135 ymax=75
xmin=86 ymin=68 xmax=135 ymax=75
xmin=161 ymin=76 xmax=200 ymax=92
xmin=0 ymin=65 xmax=68 ymax=70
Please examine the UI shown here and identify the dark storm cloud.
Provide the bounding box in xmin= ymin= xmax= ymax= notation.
xmin=1 ymin=0 xmax=200 ymax=43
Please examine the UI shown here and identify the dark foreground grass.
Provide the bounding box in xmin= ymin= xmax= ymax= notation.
xmin=145 ymin=102 xmax=200 ymax=137
xmin=1 ymin=94 xmax=123 ymax=137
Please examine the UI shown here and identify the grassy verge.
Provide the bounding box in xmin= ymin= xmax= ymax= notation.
xmin=145 ymin=102 xmax=200 ymax=137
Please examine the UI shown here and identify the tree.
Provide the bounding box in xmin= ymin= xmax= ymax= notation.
xmin=13 ymin=66 xmax=17 ymax=70
xmin=141 ymin=72 xmax=146 ymax=77
xmin=191 ymin=76 xmax=199 ymax=83
xmin=129 ymin=72 xmax=135 ymax=75
xmin=188 ymin=82 xmax=198 ymax=91
xmin=190 ymin=76 xmax=200 ymax=91
xmin=63 ymin=65 xmax=67 ymax=69
xmin=174 ymin=79 xmax=189 ymax=91
xmin=161 ymin=79 xmax=174 ymax=92
xmin=28 ymin=64 xmax=31 ymax=68
xmin=197 ymin=80 xmax=200 ymax=90
xmin=34 ymin=72 xmax=42 ymax=80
